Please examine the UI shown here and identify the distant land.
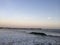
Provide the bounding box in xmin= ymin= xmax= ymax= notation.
xmin=0 ymin=27 xmax=60 ymax=30
xmin=0 ymin=27 xmax=42 ymax=30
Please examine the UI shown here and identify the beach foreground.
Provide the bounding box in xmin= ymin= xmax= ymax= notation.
xmin=0 ymin=29 xmax=60 ymax=45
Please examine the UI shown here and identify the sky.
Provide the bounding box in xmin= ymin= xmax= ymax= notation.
xmin=0 ymin=0 xmax=60 ymax=29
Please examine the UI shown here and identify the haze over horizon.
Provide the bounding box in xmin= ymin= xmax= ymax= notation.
xmin=0 ymin=0 xmax=60 ymax=29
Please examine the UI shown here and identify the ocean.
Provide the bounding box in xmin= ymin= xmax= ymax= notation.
xmin=0 ymin=29 xmax=60 ymax=45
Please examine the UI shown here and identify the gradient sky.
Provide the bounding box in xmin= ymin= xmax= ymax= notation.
xmin=0 ymin=0 xmax=60 ymax=29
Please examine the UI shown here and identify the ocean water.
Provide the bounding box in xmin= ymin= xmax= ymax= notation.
xmin=0 ymin=29 xmax=60 ymax=45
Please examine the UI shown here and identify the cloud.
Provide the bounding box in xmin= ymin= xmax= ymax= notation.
xmin=48 ymin=17 xmax=52 ymax=20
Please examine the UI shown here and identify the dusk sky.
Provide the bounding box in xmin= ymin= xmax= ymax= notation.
xmin=0 ymin=0 xmax=60 ymax=29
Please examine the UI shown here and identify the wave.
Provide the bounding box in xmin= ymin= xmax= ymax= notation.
xmin=29 ymin=31 xmax=60 ymax=37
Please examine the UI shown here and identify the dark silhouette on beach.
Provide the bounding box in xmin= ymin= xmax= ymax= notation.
xmin=29 ymin=32 xmax=47 ymax=36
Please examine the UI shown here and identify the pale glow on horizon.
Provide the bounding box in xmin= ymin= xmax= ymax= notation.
xmin=0 ymin=19 xmax=60 ymax=29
